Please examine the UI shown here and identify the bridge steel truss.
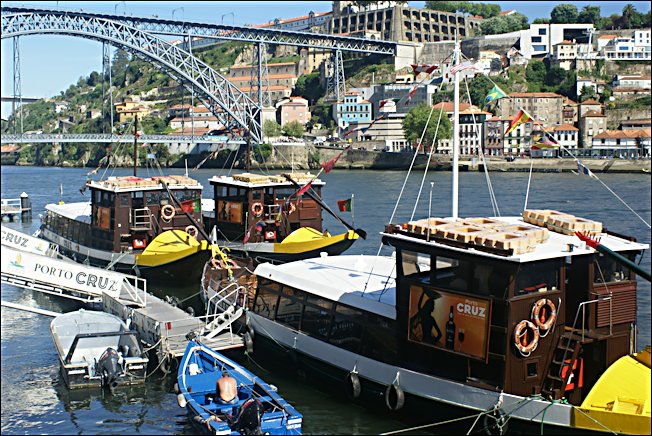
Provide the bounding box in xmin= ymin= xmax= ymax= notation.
xmin=1 ymin=6 xmax=397 ymax=55
xmin=0 ymin=133 xmax=245 ymax=145
xmin=1 ymin=11 xmax=262 ymax=143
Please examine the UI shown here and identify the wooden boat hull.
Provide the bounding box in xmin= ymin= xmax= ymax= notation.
xmin=247 ymin=313 xmax=638 ymax=435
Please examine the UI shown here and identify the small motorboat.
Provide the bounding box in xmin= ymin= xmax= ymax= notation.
xmin=176 ymin=339 xmax=302 ymax=435
xmin=50 ymin=309 xmax=148 ymax=389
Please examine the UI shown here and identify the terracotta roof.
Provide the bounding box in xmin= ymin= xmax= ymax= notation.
xmin=255 ymin=11 xmax=331 ymax=28
xmin=171 ymin=127 xmax=212 ymax=136
xmin=230 ymin=62 xmax=297 ymax=69
xmin=1 ymin=145 xmax=19 ymax=153
xmin=581 ymin=99 xmax=601 ymax=105
xmin=433 ymin=102 xmax=473 ymax=112
xmin=583 ymin=110 xmax=605 ymax=117
xmin=508 ymin=92 xmax=563 ymax=98
xmin=617 ymin=76 xmax=651 ymax=81
xmin=237 ymin=85 xmax=291 ymax=92
xmin=613 ymin=87 xmax=651 ymax=93
xmin=598 ymin=34 xmax=617 ymax=39
xmin=554 ymin=124 xmax=579 ymax=131
xmin=594 ymin=129 xmax=650 ymax=139
xmin=171 ymin=116 xmax=219 ymax=123
xmin=622 ymin=119 xmax=651 ymax=125
xmin=193 ymin=106 xmax=211 ymax=113
xmin=229 ymin=74 xmax=297 ymax=82
xmin=459 ymin=108 xmax=492 ymax=115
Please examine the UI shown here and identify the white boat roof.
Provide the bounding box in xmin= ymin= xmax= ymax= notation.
xmin=51 ymin=309 xmax=127 ymax=357
xmin=383 ymin=215 xmax=648 ymax=264
xmin=87 ymin=175 xmax=202 ymax=193
xmin=254 ymin=255 xmax=397 ymax=319
xmin=45 ymin=202 xmax=91 ymax=223
xmin=209 ymin=173 xmax=325 ymax=189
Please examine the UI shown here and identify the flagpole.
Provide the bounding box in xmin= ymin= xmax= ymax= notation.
xmin=351 ymin=193 xmax=354 ymax=227
xmin=452 ymin=36 xmax=460 ymax=219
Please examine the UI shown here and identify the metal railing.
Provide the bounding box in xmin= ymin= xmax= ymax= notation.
xmin=131 ymin=208 xmax=152 ymax=231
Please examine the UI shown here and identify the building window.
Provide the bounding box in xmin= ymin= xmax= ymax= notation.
xmin=539 ymin=28 xmax=546 ymax=35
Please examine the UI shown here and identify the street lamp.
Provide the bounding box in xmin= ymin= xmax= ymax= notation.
xmin=114 ymin=1 xmax=126 ymax=15
xmin=221 ymin=12 xmax=234 ymax=26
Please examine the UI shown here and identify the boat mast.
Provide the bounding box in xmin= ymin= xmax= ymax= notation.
xmin=246 ymin=116 xmax=251 ymax=173
xmin=133 ymin=115 xmax=138 ymax=177
xmin=452 ymin=38 xmax=460 ymax=219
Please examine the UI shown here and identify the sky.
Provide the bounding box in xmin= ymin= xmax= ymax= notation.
xmin=2 ymin=1 xmax=651 ymax=118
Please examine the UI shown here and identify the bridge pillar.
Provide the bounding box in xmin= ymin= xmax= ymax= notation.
xmin=324 ymin=49 xmax=346 ymax=103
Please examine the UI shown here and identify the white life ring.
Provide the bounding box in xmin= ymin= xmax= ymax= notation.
xmin=161 ymin=204 xmax=175 ymax=220
xmin=185 ymin=225 xmax=198 ymax=238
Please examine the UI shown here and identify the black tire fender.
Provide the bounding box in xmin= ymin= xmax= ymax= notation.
xmin=385 ymin=382 xmax=405 ymax=411
xmin=244 ymin=332 xmax=254 ymax=354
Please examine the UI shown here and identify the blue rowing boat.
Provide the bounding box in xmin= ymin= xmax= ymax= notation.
xmin=176 ymin=339 xmax=302 ymax=435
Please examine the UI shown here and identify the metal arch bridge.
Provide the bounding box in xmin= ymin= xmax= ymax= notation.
xmin=1 ymin=11 xmax=263 ymax=143
xmin=1 ymin=6 xmax=397 ymax=54
xmin=0 ymin=133 xmax=245 ymax=145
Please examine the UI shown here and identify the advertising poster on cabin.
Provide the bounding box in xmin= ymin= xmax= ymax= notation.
xmin=408 ymin=285 xmax=491 ymax=360
xmin=217 ymin=200 xmax=243 ymax=223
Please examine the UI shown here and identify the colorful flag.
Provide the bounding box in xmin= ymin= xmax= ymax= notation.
xmin=577 ymin=161 xmax=597 ymax=179
xmin=321 ymin=145 xmax=351 ymax=173
xmin=342 ymin=127 xmax=361 ymax=138
xmin=379 ymin=98 xmax=401 ymax=109
xmin=411 ymin=64 xmax=438 ymax=75
xmin=531 ymin=137 xmax=559 ymax=150
xmin=181 ymin=199 xmax=201 ymax=213
xmin=337 ymin=198 xmax=352 ymax=212
xmin=504 ymin=109 xmax=532 ymax=136
xmin=449 ymin=63 xmax=477 ymax=74
xmin=405 ymin=85 xmax=418 ymax=106
xmin=484 ymin=85 xmax=507 ymax=104
xmin=293 ymin=180 xmax=313 ymax=197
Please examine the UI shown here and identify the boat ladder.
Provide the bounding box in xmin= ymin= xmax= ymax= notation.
xmin=202 ymin=282 xmax=245 ymax=340
xmin=541 ymin=328 xmax=581 ymax=400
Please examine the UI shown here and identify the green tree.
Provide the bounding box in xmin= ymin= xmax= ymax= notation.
xmin=577 ymin=6 xmax=601 ymax=25
xmin=556 ymin=70 xmax=577 ymax=99
xmin=402 ymin=102 xmax=452 ymax=147
xmin=532 ymin=18 xmax=550 ymax=24
xmin=551 ymin=4 xmax=578 ymax=24
xmin=620 ymin=4 xmax=636 ymax=28
xmin=579 ymin=85 xmax=596 ymax=102
xmin=263 ymin=119 xmax=282 ymax=137
xmin=425 ymin=1 xmax=457 ymax=13
xmin=526 ymin=60 xmax=546 ymax=84
xmin=282 ymin=121 xmax=305 ymax=138
xmin=544 ymin=66 xmax=567 ymax=88
xmin=467 ymin=75 xmax=493 ymax=108
xmin=478 ymin=13 xmax=529 ymax=35
xmin=600 ymin=86 xmax=612 ymax=104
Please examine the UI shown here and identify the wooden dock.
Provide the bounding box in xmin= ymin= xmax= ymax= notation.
xmin=103 ymin=285 xmax=244 ymax=373
xmin=1 ymin=195 xmax=31 ymax=222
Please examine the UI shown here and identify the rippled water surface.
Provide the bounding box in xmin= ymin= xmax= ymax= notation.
xmin=2 ymin=165 xmax=650 ymax=434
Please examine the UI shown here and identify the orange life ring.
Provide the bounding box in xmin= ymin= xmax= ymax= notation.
xmin=251 ymin=202 xmax=264 ymax=218
xmin=514 ymin=320 xmax=539 ymax=355
xmin=161 ymin=204 xmax=175 ymax=220
xmin=185 ymin=225 xmax=198 ymax=238
xmin=531 ymin=298 xmax=557 ymax=331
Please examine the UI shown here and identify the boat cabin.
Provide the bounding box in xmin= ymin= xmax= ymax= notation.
xmin=382 ymin=210 xmax=647 ymax=404
xmin=206 ymin=173 xmax=323 ymax=244
xmin=43 ymin=175 xmax=204 ymax=253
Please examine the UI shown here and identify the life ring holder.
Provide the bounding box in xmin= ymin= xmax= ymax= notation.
xmin=185 ymin=225 xmax=198 ymax=238
xmin=531 ymin=298 xmax=557 ymax=337
xmin=514 ymin=320 xmax=539 ymax=357
xmin=251 ymin=202 xmax=264 ymax=218
xmin=161 ymin=204 xmax=176 ymax=221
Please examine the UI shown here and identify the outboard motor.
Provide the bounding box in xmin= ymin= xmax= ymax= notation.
xmin=98 ymin=347 xmax=121 ymax=389
xmin=233 ymin=398 xmax=263 ymax=435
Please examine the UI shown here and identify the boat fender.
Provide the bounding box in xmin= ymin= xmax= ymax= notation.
xmin=174 ymin=382 xmax=180 ymax=394
xmin=176 ymin=393 xmax=187 ymax=408
xmin=513 ymin=320 xmax=539 ymax=356
xmin=185 ymin=225 xmax=198 ymax=238
xmin=531 ymin=299 xmax=557 ymax=332
xmin=161 ymin=204 xmax=175 ymax=220
xmin=251 ymin=202 xmax=264 ymax=218
xmin=244 ymin=332 xmax=254 ymax=354
xmin=186 ymin=306 xmax=195 ymax=317
xmin=384 ymin=383 xmax=405 ymax=411
xmin=245 ymin=316 xmax=255 ymax=339
xmin=345 ymin=372 xmax=361 ymax=399
xmin=159 ymin=355 xmax=171 ymax=374
xmin=483 ymin=408 xmax=508 ymax=435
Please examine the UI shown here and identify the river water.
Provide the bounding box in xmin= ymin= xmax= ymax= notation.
xmin=1 ymin=165 xmax=650 ymax=435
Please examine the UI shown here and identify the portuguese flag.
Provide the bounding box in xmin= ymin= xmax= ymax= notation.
xmin=337 ymin=198 xmax=352 ymax=212
xmin=181 ymin=198 xmax=201 ymax=213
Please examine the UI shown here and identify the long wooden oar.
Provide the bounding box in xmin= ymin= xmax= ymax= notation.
xmin=283 ymin=174 xmax=367 ymax=240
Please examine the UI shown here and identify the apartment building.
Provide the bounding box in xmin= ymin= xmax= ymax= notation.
xmin=483 ymin=117 xmax=533 ymax=156
xmin=333 ymin=91 xmax=372 ymax=129
xmin=602 ymin=30 xmax=651 ymax=61
xmin=329 ymin=1 xmax=468 ymax=43
xmin=552 ymin=40 xmax=577 ymax=71
xmin=257 ymin=11 xmax=332 ymax=31
xmin=592 ymin=129 xmax=651 ymax=158
xmin=277 ymin=96 xmax=311 ymax=126
xmin=520 ymin=23 xmax=593 ymax=59
xmin=228 ymin=62 xmax=300 ymax=105
xmin=553 ymin=124 xmax=579 ymax=152
xmin=612 ymin=75 xmax=651 ymax=89
xmin=497 ymin=92 xmax=565 ymax=127
xmin=432 ymin=104 xmax=490 ymax=155
xmin=579 ymin=110 xmax=607 ymax=149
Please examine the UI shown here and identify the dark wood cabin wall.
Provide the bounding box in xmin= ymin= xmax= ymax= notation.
xmin=504 ymin=289 xmax=564 ymax=397
xmin=564 ymin=255 xmax=593 ymax=331
xmin=114 ymin=193 xmax=131 ymax=251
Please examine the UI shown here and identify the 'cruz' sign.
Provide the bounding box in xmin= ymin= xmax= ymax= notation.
xmin=1 ymin=225 xmax=54 ymax=255
xmin=2 ymin=245 xmax=122 ymax=299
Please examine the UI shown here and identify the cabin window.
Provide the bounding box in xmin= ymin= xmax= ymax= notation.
xmin=361 ymin=313 xmax=397 ymax=362
xmin=254 ymin=282 xmax=280 ymax=319
xmin=131 ymin=191 xmax=144 ymax=209
xmin=275 ymin=188 xmax=295 ymax=200
xmin=301 ymin=295 xmax=334 ymax=339
xmin=215 ymin=186 xmax=227 ymax=199
xmin=146 ymin=192 xmax=162 ymax=206
xmin=101 ymin=191 xmax=114 ymax=207
xmin=593 ymin=252 xmax=634 ymax=283
xmin=401 ymin=250 xmax=431 ymax=281
xmin=275 ymin=287 xmax=305 ymax=330
xmin=514 ymin=260 xmax=560 ymax=295
xmin=92 ymin=190 xmax=101 ymax=205
xmin=329 ymin=305 xmax=364 ymax=353
xmin=251 ymin=189 xmax=263 ymax=201
xmin=119 ymin=194 xmax=130 ymax=207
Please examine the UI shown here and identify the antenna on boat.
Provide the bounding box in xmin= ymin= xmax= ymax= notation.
xmin=452 ymin=34 xmax=460 ymax=220
xmin=133 ymin=115 xmax=138 ymax=177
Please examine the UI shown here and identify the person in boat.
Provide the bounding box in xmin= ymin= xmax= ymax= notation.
xmin=216 ymin=371 xmax=238 ymax=404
